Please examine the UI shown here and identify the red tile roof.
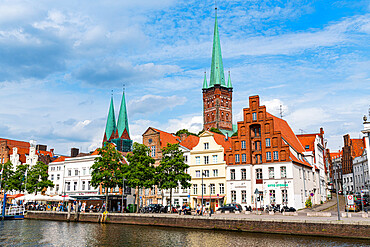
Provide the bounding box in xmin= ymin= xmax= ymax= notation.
xmin=267 ymin=113 xmax=305 ymax=153
xmin=330 ymin=151 xmax=342 ymax=160
xmin=351 ymin=138 xmax=365 ymax=158
xmin=296 ymin=134 xmax=317 ymax=152
xmin=51 ymin=156 xmax=69 ymax=163
xmin=180 ymin=135 xmax=199 ymax=150
xmin=152 ymin=128 xmax=180 ymax=149
xmin=212 ymin=132 xmax=232 ymax=151
xmin=0 ymin=138 xmax=30 ymax=149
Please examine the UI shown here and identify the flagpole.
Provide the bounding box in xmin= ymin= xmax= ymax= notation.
xmin=25 ymin=168 xmax=28 ymax=194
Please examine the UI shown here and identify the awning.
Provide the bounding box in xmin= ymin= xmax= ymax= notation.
xmin=196 ymin=196 xmax=224 ymax=199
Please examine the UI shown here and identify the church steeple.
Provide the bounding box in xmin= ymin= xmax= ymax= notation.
xmin=117 ymin=89 xmax=130 ymax=140
xmin=202 ymin=71 xmax=208 ymax=89
xmin=209 ymin=7 xmax=226 ymax=87
xmin=227 ymin=71 xmax=232 ymax=88
xmin=103 ymin=95 xmax=117 ymax=142
xmin=202 ymin=6 xmax=233 ymax=133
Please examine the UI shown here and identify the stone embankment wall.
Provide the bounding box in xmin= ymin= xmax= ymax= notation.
xmin=25 ymin=211 xmax=370 ymax=239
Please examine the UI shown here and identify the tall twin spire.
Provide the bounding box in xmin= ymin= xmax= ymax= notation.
xmin=104 ymin=90 xmax=130 ymax=143
xmin=203 ymin=6 xmax=232 ymax=89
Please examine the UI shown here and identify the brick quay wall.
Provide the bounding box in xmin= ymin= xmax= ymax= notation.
xmin=25 ymin=211 xmax=370 ymax=239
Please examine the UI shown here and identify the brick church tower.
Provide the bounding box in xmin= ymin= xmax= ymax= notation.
xmin=203 ymin=7 xmax=233 ymax=132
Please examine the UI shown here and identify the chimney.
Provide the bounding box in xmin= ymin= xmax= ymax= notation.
xmin=71 ymin=148 xmax=79 ymax=157
xmin=50 ymin=149 xmax=54 ymax=155
xmin=36 ymin=144 xmax=47 ymax=151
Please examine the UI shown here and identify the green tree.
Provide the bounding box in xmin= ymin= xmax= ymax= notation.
xmin=155 ymin=143 xmax=191 ymax=212
xmin=124 ymin=142 xmax=155 ymax=212
xmin=8 ymin=163 xmax=29 ymax=193
xmin=27 ymin=161 xmax=54 ymax=194
xmin=232 ymin=131 xmax=238 ymax=137
xmin=0 ymin=161 xmax=14 ymax=193
xmin=175 ymin=129 xmax=198 ymax=137
xmin=209 ymin=127 xmax=223 ymax=135
xmin=90 ymin=143 xmax=125 ymax=212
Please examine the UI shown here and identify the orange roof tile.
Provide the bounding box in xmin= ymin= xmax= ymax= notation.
xmin=351 ymin=138 xmax=365 ymax=158
xmin=152 ymin=128 xmax=180 ymax=149
xmin=90 ymin=148 xmax=100 ymax=155
xmin=330 ymin=151 xmax=342 ymax=160
xmin=212 ymin=132 xmax=232 ymax=151
xmin=296 ymin=134 xmax=317 ymax=152
xmin=51 ymin=156 xmax=69 ymax=163
xmin=180 ymin=135 xmax=199 ymax=150
xmin=0 ymin=138 xmax=30 ymax=149
xmin=267 ymin=113 xmax=305 ymax=153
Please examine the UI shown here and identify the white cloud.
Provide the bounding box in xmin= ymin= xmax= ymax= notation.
xmin=129 ymin=95 xmax=187 ymax=116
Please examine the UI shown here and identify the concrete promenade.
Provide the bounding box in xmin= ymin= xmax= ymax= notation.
xmin=25 ymin=210 xmax=370 ymax=239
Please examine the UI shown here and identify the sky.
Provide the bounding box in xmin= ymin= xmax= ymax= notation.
xmin=0 ymin=0 xmax=369 ymax=155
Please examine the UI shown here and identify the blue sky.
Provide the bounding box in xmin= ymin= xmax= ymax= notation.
xmin=0 ymin=0 xmax=369 ymax=155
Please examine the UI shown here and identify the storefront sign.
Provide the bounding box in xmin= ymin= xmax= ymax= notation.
xmin=267 ymin=183 xmax=288 ymax=188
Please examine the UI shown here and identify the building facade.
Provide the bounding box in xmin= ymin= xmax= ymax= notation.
xmin=225 ymin=96 xmax=320 ymax=209
xmin=188 ymin=131 xmax=229 ymax=211
xmin=353 ymin=150 xmax=368 ymax=194
xmin=297 ymin=128 xmax=328 ymax=202
xmin=47 ymin=152 xmax=135 ymax=211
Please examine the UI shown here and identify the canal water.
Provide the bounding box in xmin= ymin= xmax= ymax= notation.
xmin=0 ymin=220 xmax=368 ymax=247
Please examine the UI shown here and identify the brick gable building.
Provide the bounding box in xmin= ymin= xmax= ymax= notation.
xmin=225 ymin=96 xmax=322 ymax=209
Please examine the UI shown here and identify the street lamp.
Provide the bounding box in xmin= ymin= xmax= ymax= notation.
xmin=208 ymin=184 xmax=212 ymax=216
xmin=201 ymin=169 xmax=205 ymax=216
xmin=334 ymin=164 xmax=341 ymax=221
xmin=121 ymin=178 xmax=125 ymax=213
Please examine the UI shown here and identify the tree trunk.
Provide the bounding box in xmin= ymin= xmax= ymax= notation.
xmin=170 ymin=188 xmax=173 ymax=214
xmin=105 ymin=187 xmax=108 ymax=213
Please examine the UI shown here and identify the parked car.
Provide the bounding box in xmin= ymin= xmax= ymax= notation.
xmin=147 ymin=204 xmax=163 ymax=213
xmin=217 ymin=203 xmax=243 ymax=213
xmin=355 ymin=199 xmax=368 ymax=211
xmin=345 ymin=203 xmax=359 ymax=212
xmin=280 ymin=206 xmax=296 ymax=213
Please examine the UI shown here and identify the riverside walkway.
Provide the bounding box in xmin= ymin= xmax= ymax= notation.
xmin=25 ymin=210 xmax=370 ymax=239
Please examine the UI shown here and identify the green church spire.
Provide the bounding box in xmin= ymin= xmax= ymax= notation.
xmin=227 ymin=71 xmax=232 ymax=88
xmin=202 ymin=72 xmax=208 ymax=89
xmin=105 ymin=95 xmax=117 ymax=140
xmin=117 ymin=89 xmax=130 ymax=139
xmin=209 ymin=7 xmax=226 ymax=87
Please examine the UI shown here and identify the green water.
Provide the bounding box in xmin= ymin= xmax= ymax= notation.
xmin=0 ymin=220 xmax=368 ymax=246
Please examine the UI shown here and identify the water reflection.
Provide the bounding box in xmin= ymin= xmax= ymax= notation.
xmin=0 ymin=220 xmax=368 ymax=247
